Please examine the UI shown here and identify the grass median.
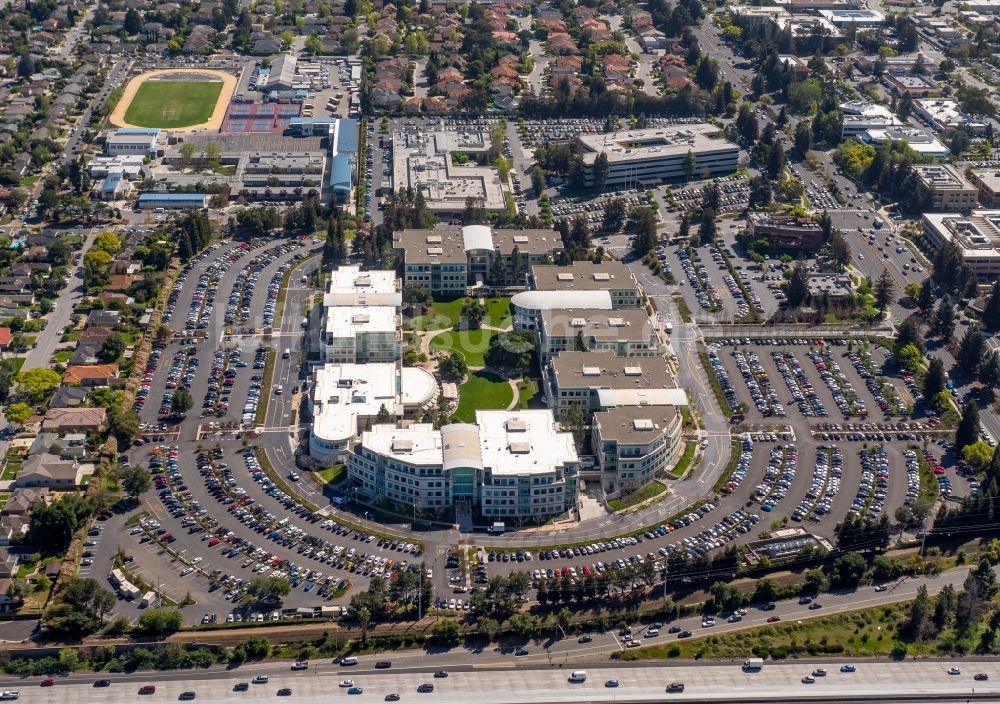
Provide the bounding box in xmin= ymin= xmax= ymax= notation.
xmin=606 ymin=480 xmax=667 ymax=512
xmin=254 ymin=349 xmax=275 ymax=426
xmin=698 ymin=343 xmax=733 ymax=417
xmin=712 ymin=440 xmax=745 ymax=494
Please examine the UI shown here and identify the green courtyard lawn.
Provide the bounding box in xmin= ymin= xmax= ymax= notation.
xmin=452 ymin=371 xmax=513 ymax=422
xmin=408 ymin=297 xmax=511 ymax=331
xmin=430 ymin=328 xmax=498 ymax=367
xmin=123 ymin=79 xmax=223 ymax=129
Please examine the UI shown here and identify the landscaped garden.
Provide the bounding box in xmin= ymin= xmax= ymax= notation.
xmin=430 ymin=328 xmax=498 ymax=367
xmin=408 ymin=297 xmax=511 ymax=331
xmin=452 ymin=371 xmax=513 ymax=423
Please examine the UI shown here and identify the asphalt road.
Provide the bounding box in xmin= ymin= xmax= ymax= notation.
xmin=9 ymin=654 xmax=1000 ymax=704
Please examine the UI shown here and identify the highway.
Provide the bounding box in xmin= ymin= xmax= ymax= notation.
xmin=8 ymin=659 xmax=1000 ymax=704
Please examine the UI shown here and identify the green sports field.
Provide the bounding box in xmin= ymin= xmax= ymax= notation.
xmin=123 ymin=79 xmax=223 ymax=128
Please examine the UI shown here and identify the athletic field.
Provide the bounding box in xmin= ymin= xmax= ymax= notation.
xmin=122 ymin=79 xmax=224 ymax=129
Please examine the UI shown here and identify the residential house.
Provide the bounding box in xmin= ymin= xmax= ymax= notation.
xmin=41 ymin=407 xmax=108 ymax=433
xmin=2 ymin=488 xmax=51 ymax=517
xmin=62 ymin=364 xmax=119 ymax=387
xmin=15 ymin=453 xmax=81 ymax=488
xmin=49 ymin=385 xmax=89 ymax=408
xmin=87 ymin=310 xmax=120 ymax=328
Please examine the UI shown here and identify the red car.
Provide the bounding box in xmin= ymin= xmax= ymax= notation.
xmin=767 ymin=616 xmax=782 ymax=622
xmin=41 ymin=678 xmax=54 ymax=687
xmin=139 ymin=685 xmax=156 ymax=695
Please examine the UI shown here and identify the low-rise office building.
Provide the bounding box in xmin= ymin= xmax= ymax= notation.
xmin=884 ymin=71 xmax=937 ymax=97
xmin=922 ymin=210 xmax=1000 ymax=280
xmin=593 ymin=406 xmax=683 ymax=494
xmin=135 ymin=193 xmax=208 ymax=210
xmin=513 ymin=261 xmax=642 ymax=330
xmin=394 ymin=225 xmax=563 ymax=296
xmin=575 ymin=124 xmax=739 ymax=190
xmin=322 ymin=305 xmax=399 ymax=363
xmin=914 ymin=99 xmax=988 ymax=135
xmin=840 ymin=101 xmax=901 ymax=139
xmin=818 ymin=8 xmax=884 ymax=25
xmin=968 ymin=170 xmax=1000 ymax=208
xmin=347 ymin=409 xmax=580 ymax=519
xmin=106 ymin=128 xmax=160 ymax=157
xmin=747 ymin=212 xmax=825 ymax=251
xmin=308 ymin=362 xmax=437 ymax=464
xmin=914 ymin=164 xmax=978 ymax=211
xmin=324 ymin=266 xmax=401 ymax=308
xmin=538 ymin=308 xmax=662 ymax=364
xmin=862 ymin=126 xmax=949 ymax=160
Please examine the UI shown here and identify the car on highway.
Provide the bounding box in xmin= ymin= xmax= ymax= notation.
xmin=975 ymin=674 xmax=989 ymax=681
xmin=802 ymin=676 xmax=815 ymax=684
xmin=233 ymin=683 xmax=249 ymax=691
xmin=578 ymin=635 xmax=593 ymax=643
xmin=0 ymin=690 xmax=18 ymax=700
xmin=179 ymin=692 xmax=196 ymax=700
xmin=874 ymin=585 xmax=888 ymax=592
xmin=339 ymin=681 xmax=355 ymax=688
xmin=813 ymin=669 xmax=827 ymax=677
xmin=277 ymin=688 xmax=292 ymax=696
xmin=767 ymin=615 xmax=781 ymax=622
xmin=93 ymin=680 xmax=111 ymax=687
xmin=434 ymin=670 xmax=449 ymax=678
xmin=666 ymin=683 xmax=685 ymax=693
xmin=139 ymin=685 xmax=156 ymax=694
xmin=948 ymin=667 xmax=961 ymax=675
xmin=291 ymin=661 xmax=308 ymax=670
xmin=385 ymin=695 xmax=400 ymax=701
xmin=341 ymin=657 xmax=358 ymax=666
xmin=252 ymin=675 xmax=269 ymax=684
xmin=841 ymin=665 xmax=856 ymax=673
xmin=677 ymin=630 xmax=692 ymax=638
xmin=808 ymin=602 xmax=823 ymax=610
xmin=40 ymin=680 xmax=54 ymax=688
xmin=348 ymin=687 xmax=364 ymax=695
xmin=515 ymin=648 xmax=529 ymax=656
xmin=605 ymin=680 xmax=620 ymax=688
xmin=375 ymin=661 xmax=392 ymax=669
xmin=417 ymin=684 xmax=434 ymax=693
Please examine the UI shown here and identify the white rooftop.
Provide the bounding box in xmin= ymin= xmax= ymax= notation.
xmin=475 ymin=409 xmax=579 ymax=477
xmin=362 ymin=422 xmax=444 ymax=466
xmin=512 ymin=289 xmax=614 ymax=312
xmin=325 ymin=305 xmax=396 ymax=338
xmin=324 ymin=266 xmax=401 ymax=308
xmin=595 ymin=388 xmax=690 ymax=408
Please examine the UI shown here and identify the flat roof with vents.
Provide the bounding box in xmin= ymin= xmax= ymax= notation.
xmin=426 ymin=235 xmax=442 ymax=243
xmin=476 ymin=409 xmax=578 ymax=476
xmin=593 ymin=406 xmax=680 ymax=443
xmin=326 ymin=305 xmax=397 ymax=338
xmin=508 ymin=441 xmax=531 ymax=454
xmin=325 ymin=266 xmax=400 ymax=308
xmin=427 ymin=247 xmax=444 ymax=255
xmin=548 ymin=351 xmax=675 ymax=390
xmin=505 ymin=418 xmax=527 ymax=432
xmin=531 ymin=261 xmax=638 ymax=292
xmin=632 ymin=418 xmax=654 ymax=431
xmin=392 ymin=438 xmax=413 ymax=452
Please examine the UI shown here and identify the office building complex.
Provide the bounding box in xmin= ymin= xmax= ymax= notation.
xmin=576 ymin=124 xmax=739 ymax=190
xmin=922 ymin=210 xmax=1000 ymax=280
xmin=914 ymin=165 xmax=978 ymax=211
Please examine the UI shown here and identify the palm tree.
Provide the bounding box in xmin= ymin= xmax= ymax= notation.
xmin=358 ymin=606 xmax=371 ymax=643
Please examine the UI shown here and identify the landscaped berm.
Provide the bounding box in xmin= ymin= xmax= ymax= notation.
xmin=110 ymin=69 xmax=237 ymax=132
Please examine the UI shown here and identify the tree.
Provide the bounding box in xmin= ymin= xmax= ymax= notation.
xmin=894 ymin=343 xmax=922 ymax=374
xmin=794 ymin=121 xmax=812 ymax=153
xmin=602 ymin=198 xmax=627 ymax=232
xmin=531 ymin=168 xmax=546 ymax=198
xmin=699 ymin=208 xmax=717 ymax=245
xmin=17 ymin=368 xmax=61 ymax=403
xmin=179 ymin=142 xmax=196 ymax=168
xmin=98 ymin=331 xmax=125 ymax=363
xmin=431 ymin=619 xmax=462 ymax=644
xmin=304 ymin=33 xmax=323 ymax=55
xmin=963 ymin=439 xmax=993 ymax=470
xmin=43 ymin=577 xmax=116 ymax=636
xmin=957 ymin=328 xmax=987 ymax=379
xmin=829 ymin=551 xmax=867 ymax=588
xmin=248 ymin=576 xmax=291 ymax=602
xmin=918 ymin=278 xmax=935 ymax=314
xmin=5 ymin=402 xmax=31 ymax=426
xmin=374 ymin=404 xmax=393 ymax=424
xmin=829 ymin=230 xmax=851 ymax=269
xmin=17 ymin=53 xmax=33 ymax=79
xmin=934 ymin=297 xmax=956 ymax=338
xmin=461 ymin=300 xmax=487 ymax=329
xmin=923 ymin=357 xmax=947 ymax=402
xmin=559 ymin=403 xmax=587 ymax=447
xmin=476 ymin=616 xmax=501 ymax=641
xmin=785 ymin=265 xmax=809 ymax=308
xmin=903 ymin=585 xmax=932 ymax=641
xmin=874 ymin=268 xmax=895 ymax=316
xmin=955 ymin=400 xmax=981 ymax=452
xmin=766 ymin=141 xmax=787 ymax=178
xmin=121 ymin=465 xmax=151 ymax=500
xmin=171 ymin=390 xmax=193 ymax=415
xmin=83 ymin=249 xmax=113 ymax=288
xmin=232 ymin=636 xmax=271 ymax=663
xmin=204 ymin=141 xmax=222 ymax=169
xmin=574 ymin=329 xmax=589 ymax=352
xmin=682 ymin=150 xmax=696 ymax=181
xmin=108 ymin=408 xmax=140 ymax=447
xmin=136 ymin=608 xmax=183 ymax=635
xmin=592 ymin=152 xmax=609 ymax=191
xmin=438 ymin=351 xmax=468 ymax=380
xmin=484 ymin=331 xmax=535 ymax=370
xmin=984 ymin=280 xmax=1000 ymax=331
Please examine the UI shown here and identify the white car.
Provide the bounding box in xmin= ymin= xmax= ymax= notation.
xmin=0 ymin=690 xmax=19 ymax=700
xmin=339 ymin=680 xmax=355 ymax=688
xmin=948 ymin=667 xmax=961 ymax=675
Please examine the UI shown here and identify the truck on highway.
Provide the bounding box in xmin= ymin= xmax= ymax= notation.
xmin=743 ymin=658 xmax=764 ymax=671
